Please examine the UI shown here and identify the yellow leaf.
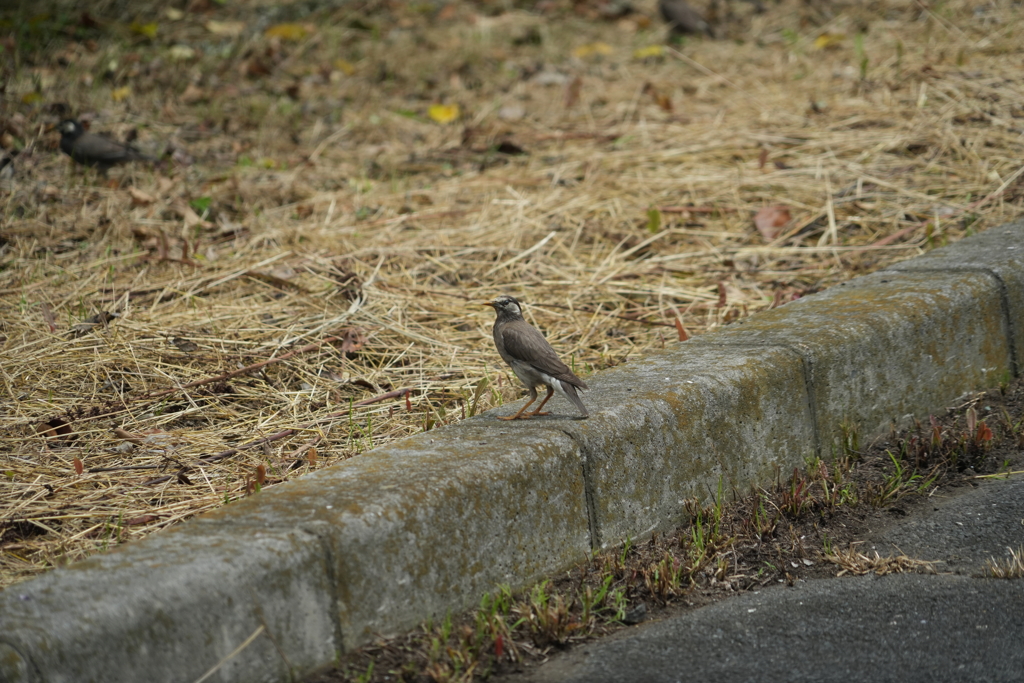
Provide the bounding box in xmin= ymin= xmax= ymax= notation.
xmin=112 ymin=86 xmax=132 ymax=102
xmin=20 ymin=91 xmax=42 ymax=105
xmin=572 ymin=42 xmax=613 ymax=59
xmin=205 ymin=20 xmax=246 ymax=37
xmin=633 ymin=44 xmax=665 ymax=59
xmin=428 ymin=104 xmax=460 ymax=124
xmin=130 ymin=21 xmax=158 ymax=39
xmin=264 ymin=23 xmax=310 ymax=41
xmin=814 ymin=33 xmax=845 ymax=50
xmin=333 ymin=59 xmax=356 ymax=76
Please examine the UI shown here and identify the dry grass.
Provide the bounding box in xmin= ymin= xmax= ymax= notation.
xmin=2 ymin=0 xmax=1024 ymax=589
xmin=823 ymin=545 xmax=938 ymax=576
xmin=984 ymin=546 xmax=1024 ymax=579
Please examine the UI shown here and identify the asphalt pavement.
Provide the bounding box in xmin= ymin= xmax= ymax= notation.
xmin=498 ymin=476 xmax=1024 ymax=683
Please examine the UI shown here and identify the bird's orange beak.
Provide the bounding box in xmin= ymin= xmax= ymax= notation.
xmin=481 ymin=301 xmax=496 ymax=308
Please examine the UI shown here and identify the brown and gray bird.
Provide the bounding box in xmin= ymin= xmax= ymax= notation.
xmin=658 ymin=0 xmax=713 ymax=37
xmin=58 ymin=119 xmax=156 ymax=173
xmin=484 ymin=295 xmax=589 ymax=420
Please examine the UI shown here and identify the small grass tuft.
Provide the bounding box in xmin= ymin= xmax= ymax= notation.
xmin=983 ymin=547 xmax=1024 ymax=580
xmin=823 ymin=545 xmax=937 ymax=577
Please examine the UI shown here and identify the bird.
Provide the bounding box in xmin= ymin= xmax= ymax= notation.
xmin=658 ymin=0 xmax=714 ymax=38
xmin=483 ymin=295 xmax=589 ymax=420
xmin=57 ymin=119 xmax=157 ymax=173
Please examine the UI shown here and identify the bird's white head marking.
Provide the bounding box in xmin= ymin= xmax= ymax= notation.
xmin=491 ymin=295 xmax=522 ymax=317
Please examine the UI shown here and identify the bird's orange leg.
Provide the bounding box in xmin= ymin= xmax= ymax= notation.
xmin=498 ymin=394 xmax=537 ymax=420
xmin=528 ymin=386 xmax=555 ymax=416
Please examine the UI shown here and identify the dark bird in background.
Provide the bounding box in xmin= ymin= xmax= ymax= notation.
xmin=58 ymin=119 xmax=157 ymax=173
xmin=658 ymin=0 xmax=714 ymax=37
xmin=484 ymin=295 xmax=589 ymax=420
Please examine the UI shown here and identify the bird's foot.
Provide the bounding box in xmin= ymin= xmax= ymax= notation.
xmin=497 ymin=414 xmax=530 ymax=421
xmin=527 ymin=410 xmax=550 ymax=417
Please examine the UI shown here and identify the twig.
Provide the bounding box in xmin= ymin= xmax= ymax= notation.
xmin=284 ymin=435 xmax=323 ymax=460
xmin=252 ymin=595 xmax=293 ymax=672
xmin=192 ymin=625 xmax=265 ymax=683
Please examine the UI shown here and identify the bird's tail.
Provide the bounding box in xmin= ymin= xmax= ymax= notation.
xmin=561 ymin=381 xmax=588 ymax=418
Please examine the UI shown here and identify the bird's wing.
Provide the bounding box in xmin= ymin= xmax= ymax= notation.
xmin=659 ymin=0 xmax=710 ymax=34
xmin=74 ymin=135 xmax=138 ymax=164
xmin=500 ymin=324 xmax=586 ymax=388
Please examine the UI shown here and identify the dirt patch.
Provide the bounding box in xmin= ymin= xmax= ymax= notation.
xmin=3 ymin=0 xmax=1024 ymax=588
xmin=310 ymin=376 xmax=1024 ymax=682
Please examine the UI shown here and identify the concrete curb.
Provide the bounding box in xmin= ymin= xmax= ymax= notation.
xmin=2 ymin=220 xmax=1022 ymax=683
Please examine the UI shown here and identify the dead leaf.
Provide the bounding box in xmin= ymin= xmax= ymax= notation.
xmin=40 ymin=302 xmax=57 ymax=333
xmin=243 ymin=58 xmax=272 ymax=78
xmin=753 ymin=205 xmax=792 ymax=241
xmin=633 ymin=44 xmax=664 ymax=59
xmin=572 ymin=42 xmax=613 ymax=59
xmin=265 ymin=23 xmax=313 ymax=41
xmin=643 ymin=82 xmax=672 ymax=112
xmin=172 ymin=337 xmax=199 ymax=352
xmin=255 ymin=464 xmax=266 ymax=485
xmin=814 ymin=33 xmax=845 ymax=50
xmin=172 ymin=199 xmax=214 ymax=229
xmin=112 ymin=428 xmax=145 ymax=446
xmin=333 ymin=58 xmax=355 ymax=76
xmin=37 ymin=418 xmax=74 ymax=444
xmin=339 ymin=327 xmax=367 ymax=358
xmin=130 ymin=21 xmax=158 ymax=39
xmin=428 ymin=104 xmax=460 ymax=124
xmin=179 ymin=83 xmax=207 ymax=104
xmin=128 ymin=187 xmax=156 ymax=206
xmin=564 ymin=75 xmax=582 ymax=109
xmin=73 ymin=458 xmax=84 ymax=475
xmin=326 ymin=261 xmax=362 ymax=300
xmin=69 ymin=311 xmax=119 ymax=338
xmin=206 ymin=20 xmax=246 ymax=37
